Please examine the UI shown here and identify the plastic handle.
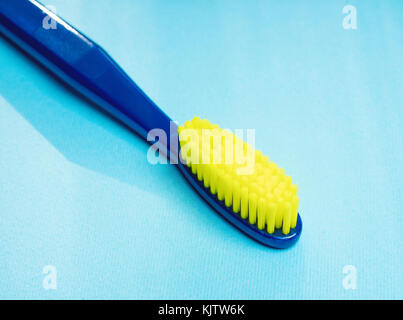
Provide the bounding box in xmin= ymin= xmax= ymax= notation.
xmin=0 ymin=0 xmax=176 ymax=156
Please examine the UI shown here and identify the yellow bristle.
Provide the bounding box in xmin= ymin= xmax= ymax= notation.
xmin=224 ymin=174 xmax=233 ymax=207
xmin=257 ymin=198 xmax=266 ymax=230
xmin=216 ymin=170 xmax=225 ymax=201
xmin=240 ymin=187 xmax=249 ymax=219
xmin=275 ymin=199 xmax=284 ymax=229
xmin=179 ymin=117 xmax=300 ymax=235
xmin=248 ymin=193 xmax=258 ymax=225
xmin=210 ymin=166 xmax=217 ymax=195
xmin=266 ymin=201 xmax=277 ymax=234
xmin=191 ymin=163 xmax=197 ymax=175
xmin=282 ymin=202 xmax=292 ymax=235
xmin=232 ymin=181 xmax=241 ymax=213
xmin=197 ymin=164 xmax=203 ymax=181
xmin=203 ymin=165 xmax=211 ymax=188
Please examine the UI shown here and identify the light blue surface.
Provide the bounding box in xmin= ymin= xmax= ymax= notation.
xmin=0 ymin=0 xmax=402 ymax=299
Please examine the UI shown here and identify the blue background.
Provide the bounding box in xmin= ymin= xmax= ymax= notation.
xmin=0 ymin=0 xmax=402 ymax=299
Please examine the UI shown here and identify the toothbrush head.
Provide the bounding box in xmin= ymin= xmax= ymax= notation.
xmin=177 ymin=117 xmax=302 ymax=249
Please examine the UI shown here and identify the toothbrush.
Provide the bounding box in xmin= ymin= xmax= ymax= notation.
xmin=0 ymin=0 xmax=302 ymax=248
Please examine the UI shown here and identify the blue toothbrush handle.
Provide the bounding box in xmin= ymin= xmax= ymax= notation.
xmin=0 ymin=0 xmax=176 ymax=155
